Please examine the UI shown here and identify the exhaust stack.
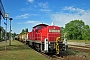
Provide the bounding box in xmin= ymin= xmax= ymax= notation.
xmin=51 ymin=22 xmax=54 ymax=26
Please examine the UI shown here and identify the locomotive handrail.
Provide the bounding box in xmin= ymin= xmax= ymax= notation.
xmin=55 ymin=37 xmax=62 ymax=54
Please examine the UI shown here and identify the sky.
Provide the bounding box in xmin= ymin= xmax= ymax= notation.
xmin=1 ymin=0 xmax=90 ymax=34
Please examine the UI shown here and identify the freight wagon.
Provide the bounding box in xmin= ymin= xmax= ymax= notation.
xmin=17 ymin=32 xmax=28 ymax=43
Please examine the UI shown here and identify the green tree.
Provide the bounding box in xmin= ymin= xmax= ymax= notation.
xmin=25 ymin=28 xmax=28 ymax=32
xmin=7 ymin=32 xmax=10 ymax=40
xmin=12 ymin=32 xmax=17 ymax=38
xmin=65 ymin=20 xmax=85 ymax=40
xmin=20 ymin=29 xmax=25 ymax=34
xmin=82 ymin=25 xmax=90 ymax=40
xmin=0 ymin=26 xmax=5 ymax=40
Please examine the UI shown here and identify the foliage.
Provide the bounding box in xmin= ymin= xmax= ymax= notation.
xmin=12 ymin=32 xmax=17 ymax=38
xmin=82 ymin=25 xmax=90 ymax=40
xmin=20 ymin=28 xmax=28 ymax=34
xmin=64 ymin=20 xmax=90 ymax=40
xmin=25 ymin=28 xmax=28 ymax=32
xmin=0 ymin=26 xmax=5 ymax=41
xmin=60 ymin=27 xmax=65 ymax=40
xmin=0 ymin=26 xmax=17 ymax=40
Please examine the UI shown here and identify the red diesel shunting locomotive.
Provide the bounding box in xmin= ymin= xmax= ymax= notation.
xmin=26 ymin=23 xmax=67 ymax=54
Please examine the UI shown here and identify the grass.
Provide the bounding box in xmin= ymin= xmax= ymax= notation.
xmin=88 ymin=54 xmax=90 ymax=60
xmin=0 ymin=40 xmax=48 ymax=60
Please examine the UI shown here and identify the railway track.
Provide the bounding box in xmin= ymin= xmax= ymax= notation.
xmin=68 ymin=42 xmax=90 ymax=53
xmin=40 ymin=51 xmax=89 ymax=60
xmin=40 ymin=52 xmax=66 ymax=60
xmin=68 ymin=45 xmax=90 ymax=54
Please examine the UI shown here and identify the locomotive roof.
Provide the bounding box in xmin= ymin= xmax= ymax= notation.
xmin=33 ymin=24 xmax=48 ymax=28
